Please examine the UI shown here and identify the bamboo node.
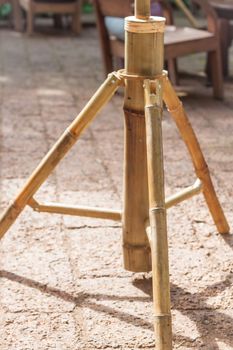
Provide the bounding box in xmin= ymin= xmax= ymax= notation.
xmin=154 ymin=313 xmax=171 ymax=319
xmin=166 ymin=101 xmax=183 ymax=115
xmin=66 ymin=128 xmax=78 ymax=140
xmin=118 ymin=69 xmax=165 ymax=82
xmin=123 ymin=108 xmax=145 ymax=118
xmin=145 ymin=104 xmax=163 ymax=113
xmin=123 ymin=242 xmax=151 ymax=251
xmin=150 ymin=207 xmax=166 ymax=214
xmin=196 ymin=165 xmax=209 ymax=179
xmin=125 ymin=16 xmax=165 ymax=34
xmin=9 ymin=201 xmax=23 ymax=212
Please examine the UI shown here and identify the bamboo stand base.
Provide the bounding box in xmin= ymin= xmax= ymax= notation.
xmin=0 ymin=4 xmax=230 ymax=350
xmin=0 ymin=69 xmax=229 ymax=349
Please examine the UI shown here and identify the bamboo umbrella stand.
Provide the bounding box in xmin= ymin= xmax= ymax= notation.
xmin=0 ymin=0 xmax=230 ymax=349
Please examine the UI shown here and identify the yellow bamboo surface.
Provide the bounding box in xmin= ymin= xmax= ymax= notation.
xmin=123 ymin=15 xmax=165 ymax=272
xmin=0 ymin=73 xmax=122 ymax=239
xmin=135 ymin=0 xmax=151 ymax=19
xmin=166 ymin=178 xmax=202 ymax=209
xmin=29 ymin=199 xmax=122 ymax=221
xmin=144 ymin=80 xmax=172 ymax=350
xmin=163 ymin=75 xmax=230 ymax=234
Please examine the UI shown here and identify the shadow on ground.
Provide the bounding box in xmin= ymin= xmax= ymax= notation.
xmin=1 ymin=265 xmax=233 ymax=349
xmin=133 ymin=272 xmax=233 ymax=349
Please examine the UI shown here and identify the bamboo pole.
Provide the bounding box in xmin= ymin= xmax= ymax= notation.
xmin=123 ymin=14 xmax=165 ymax=272
xmin=166 ymin=178 xmax=202 ymax=209
xmin=135 ymin=0 xmax=151 ymax=19
xmin=144 ymin=79 xmax=172 ymax=350
xmin=0 ymin=73 xmax=122 ymax=239
xmin=163 ymin=75 xmax=230 ymax=234
xmin=29 ymin=199 xmax=122 ymax=221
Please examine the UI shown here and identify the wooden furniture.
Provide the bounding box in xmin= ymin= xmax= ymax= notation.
xmin=0 ymin=0 xmax=22 ymax=30
xmin=210 ymin=0 xmax=233 ymax=76
xmin=94 ymin=0 xmax=224 ymax=99
xmin=18 ymin=0 xmax=82 ymax=35
xmin=174 ymin=0 xmax=199 ymax=28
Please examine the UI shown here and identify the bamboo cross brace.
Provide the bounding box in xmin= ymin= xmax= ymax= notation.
xmin=28 ymin=198 xmax=122 ymax=221
xmin=26 ymin=178 xmax=201 ymax=224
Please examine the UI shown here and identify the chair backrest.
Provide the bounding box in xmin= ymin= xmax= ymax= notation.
xmin=158 ymin=0 xmax=174 ymax=25
xmin=95 ymin=0 xmax=172 ymax=20
xmin=95 ymin=0 xmax=133 ymax=18
xmin=94 ymin=0 xmax=131 ymax=74
xmin=190 ymin=0 xmax=219 ymax=34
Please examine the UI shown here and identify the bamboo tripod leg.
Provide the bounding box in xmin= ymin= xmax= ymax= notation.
xmin=144 ymin=81 xmax=172 ymax=350
xmin=0 ymin=73 xmax=122 ymax=239
xmin=163 ymin=76 xmax=230 ymax=234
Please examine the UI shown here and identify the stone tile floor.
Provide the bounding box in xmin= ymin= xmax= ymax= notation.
xmin=0 ymin=26 xmax=233 ymax=349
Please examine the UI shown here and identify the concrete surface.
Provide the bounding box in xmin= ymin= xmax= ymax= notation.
xmin=0 ymin=26 xmax=233 ymax=349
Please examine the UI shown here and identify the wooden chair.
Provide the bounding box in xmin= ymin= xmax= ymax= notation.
xmin=209 ymin=0 xmax=233 ymax=77
xmin=18 ymin=0 xmax=82 ymax=35
xmin=0 ymin=0 xmax=22 ymax=30
xmin=94 ymin=0 xmax=224 ymax=99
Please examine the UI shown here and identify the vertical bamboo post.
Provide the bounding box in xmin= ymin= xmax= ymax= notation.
xmin=163 ymin=75 xmax=230 ymax=234
xmin=122 ymin=3 xmax=165 ymax=271
xmin=144 ymin=80 xmax=172 ymax=350
xmin=0 ymin=73 xmax=122 ymax=239
xmin=135 ymin=0 xmax=151 ymax=19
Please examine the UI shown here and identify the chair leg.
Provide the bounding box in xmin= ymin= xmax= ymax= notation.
xmin=167 ymin=58 xmax=179 ymax=86
xmin=72 ymin=14 xmax=81 ymax=34
xmin=53 ymin=14 xmax=63 ymax=29
xmin=12 ymin=0 xmax=24 ymax=31
xmin=72 ymin=2 xmax=82 ymax=35
xmin=218 ymin=18 xmax=231 ymax=78
xmin=27 ymin=6 xmax=34 ymax=35
xmin=208 ymin=48 xmax=224 ymax=100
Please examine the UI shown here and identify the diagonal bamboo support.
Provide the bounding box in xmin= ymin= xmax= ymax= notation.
xmin=0 ymin=73 xmax=122 ymax=239
xmin=144 ymin=79 xmax=172 ymax=350
xmin=163 ymin=74 xmax=230 ymax=234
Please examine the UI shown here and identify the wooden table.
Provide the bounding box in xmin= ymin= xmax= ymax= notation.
xmin=210 ymin=0 xmax=233 ymax=76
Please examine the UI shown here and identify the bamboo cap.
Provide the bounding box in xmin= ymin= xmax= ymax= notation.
xmin=125 ymin=16 xmax=165 ymax=34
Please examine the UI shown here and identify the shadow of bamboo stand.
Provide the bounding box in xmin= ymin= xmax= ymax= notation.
xmin=0 ymin=0 xmax=230 ymax=349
